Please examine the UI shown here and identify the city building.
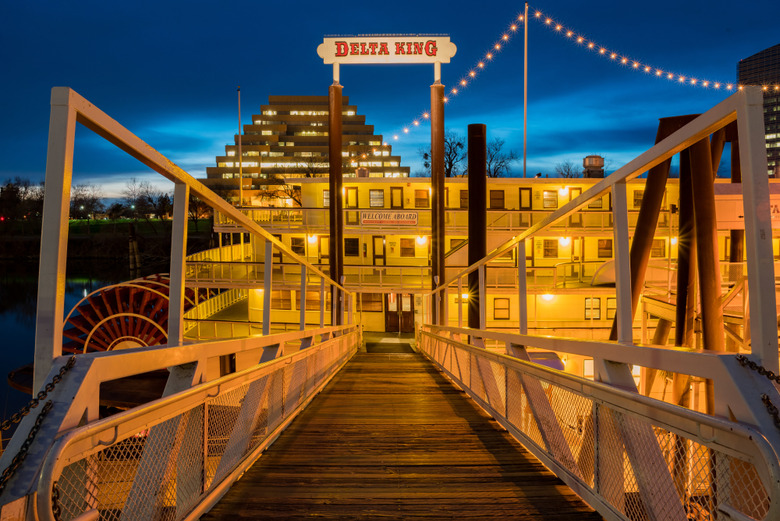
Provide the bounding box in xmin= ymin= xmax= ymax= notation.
xmin=738 ymin=43 xmax=780 ymax=176
xmin=203 ymin=95 xmax=410 ymax=206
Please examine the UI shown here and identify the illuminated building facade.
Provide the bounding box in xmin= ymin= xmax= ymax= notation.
xmin=738 ymin=43 xmax=780 ymax=176
xmin=204 ymin=95 xmax=410 ymax=205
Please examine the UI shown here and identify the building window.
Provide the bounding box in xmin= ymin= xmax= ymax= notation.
xmin=489 ymin=190 xmax=505 ymax=209
xmin=415 ymin=189 xmax=430 ymax=208
xmin=494 ymin=298 xmax=510 ymax=320
xmin=400 ymin=238 xmax=415 ymax=257
xmin=519 ymin=187 xmax=531 ymax=210
xmin=460 ymin=190 xmax=469 ymax=209
xmin=299 ymin=291 xmax=331 ymax=311
xmin=323 ymin=189 xmax=329 ymax=208
xmin=543 ymin=239 xmax=558 ymax=258
xmin=606 ymin=298 xmax=617 ymax=320
xmin=585 ymin=297 xmax=601 ymax=319
xmin=344 ymin=238 xmax=360 ymax=257
xmin=271 ymin=290 xmax=292 ymax=310
xmin=358 ymin=293 xmax=383 ymax=312
xmin=633 ymin=190 xmax=644 ymax=209
xmin=543 ymin=191 xmax=558 ymax=208
xmin=369 ymin=189 xmax=384 ymax=208
xmin=598 ymin=239 xmax=613 ymax=258
xmin=588 ymin=196 xmax=603 ymax=209
xmin=651 ymin=239 xmax=665 ymax=258
xmin=290 ymin=237 xmax=305 ymax=255
xmin=345 ymin=187 xmax=358 ymax=208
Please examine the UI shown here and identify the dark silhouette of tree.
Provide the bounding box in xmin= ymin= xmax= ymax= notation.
xmin=555 ymin=160 xmax=582 ymax=178
xmin=486 ymin=138 xmax=519 ymax=178
xmin=419 ymin=130 xmax=467 ymax=177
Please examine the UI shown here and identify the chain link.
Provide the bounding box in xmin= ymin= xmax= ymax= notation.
xmin=1 ymin=356 xmax=76 ymax=432
xmin=736 ymin=354 xmax=780 ymax=429
xmin=52 ymin=480 xmax=61 ymax=521
xmin=0 ymin=400 xmax=54 ymax=496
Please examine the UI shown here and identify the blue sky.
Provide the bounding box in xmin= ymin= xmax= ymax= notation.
xmin=0 ymin=0 xmax=777 ymax=196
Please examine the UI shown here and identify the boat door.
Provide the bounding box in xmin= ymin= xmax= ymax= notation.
xmin=385 ymin=293 xmax=415 ymax=333
xmin=318 ymin=236 xmax=329 ymax=266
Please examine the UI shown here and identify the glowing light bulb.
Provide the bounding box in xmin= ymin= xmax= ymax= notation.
xmin=599 ymin=48 xmax=606 ymax=54
xmin=511 ymin=24 xmax=517 ymax=30
xmin=559 ymin=237 xmax=571 ymax=247
xmin=555 ymin=24 xmax=562 ymax=31
xmin=460 ymin=79 xmax=467 ymax=86
xmin=535 ymin=11 xmax=542 ymax=17
xmin=416 ymin=236 xmax=427 ymax=246
xmin=393 ymin=135 xmax=399 ymax=140
xmin=566 ymin=30 xmax=573 ymax=37
xmin=469 ymin=71 xmax=476 ymax=77
xmin=422 ymin=112 xmax=429 ymax=119
xmin=671 ymin=237 xmax=678 ymax=246
xmin=545 ymin=18 xmax=551 ymax=24
xmin=486 ymin=53 xmax=493 ymax=60
xmin=656 ymin=70 xmax=662 ymax=76
xmin=451 ymin=88 xmax=458 ymax=94
xmin=461 ymin=293 xmax=469 ymax=300
xmin=502 ymin=34 xmax=509 ymax=40
xmin=443 ymin=96 xmax=449 ymax=102
xmin=621 ymin=57 xmax=628 ymax=64
xmin=403 ymin=128 xmax=409 ymax=133
xmin=478 ymin=62 xmax=484 ymax=68
xmin=588 ymin=42 xmax=595 ymax=49
xmin=413 ymin=120 xmax=419 ymax=126
xmin=541 ymin=294 xmax=555 ymax=301
xmin=494 ymin=43 xmax=501 ymax=50
xmin=610 ymin=53 xmax=617 ymax=59
xmin=308 ymin=235 xmax=317 ymax=244
xmin=577 ymin=37 xmax=584 ymax=43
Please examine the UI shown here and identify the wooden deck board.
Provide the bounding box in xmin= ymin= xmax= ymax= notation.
xmin=202 ymin=352 xmax=603 ymax=520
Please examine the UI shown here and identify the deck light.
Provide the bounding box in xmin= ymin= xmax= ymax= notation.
xmin=416 ymin=236 xmax=428 ymax=246
xmin=541 ymin=294 xmax=555 ymax=301
xmin=671 ymin=237 xmax=678 ymax=246
xmin=308 ymin=235 xmax=317 ymax=244
xmin=559 ymin=237 xmax=571 ymax=247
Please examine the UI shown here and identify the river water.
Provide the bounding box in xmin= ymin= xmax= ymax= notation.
xmin=0 ymin=260 xmax=133 ymax=436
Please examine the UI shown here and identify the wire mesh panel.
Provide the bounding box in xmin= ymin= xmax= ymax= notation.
xmin=46 ymin=333 xmax=357 ymax=521
xmin=419 ymin=331 xmax=775 ymax=521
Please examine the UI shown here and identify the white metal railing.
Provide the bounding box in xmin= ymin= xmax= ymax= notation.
xmin=419 ymin=88 xmax=780 ymax=520
xmin=183 ymin=288 xmax=247 ymax=324
xmin=419 ymin=328 xmax=780 ymax=521
xmin=38 ymin=328 xmax=359 ymax=521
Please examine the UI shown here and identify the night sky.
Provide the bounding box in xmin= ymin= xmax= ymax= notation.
xmin=0 ymin=0 xmax=777 ymax=196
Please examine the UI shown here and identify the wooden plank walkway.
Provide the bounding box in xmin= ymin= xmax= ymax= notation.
xmin=202 ymin=350 xmax=603 ymax=520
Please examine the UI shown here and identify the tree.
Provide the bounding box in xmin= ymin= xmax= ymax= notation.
xmin=486 ymin=138 xmax=519 ymax=178
xmin=419 ymin=130 xmax=467 ymax=177
xmin=70 ymin=184 xmax=105 ymax=221
xmin=188 ymin=194 xmax=210 ymax=232
xmin=554 ymin=160 xmax=582 ymax=178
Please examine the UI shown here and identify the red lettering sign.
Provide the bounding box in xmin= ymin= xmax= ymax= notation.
xmin=335 ymin=41 xmax=348 ymax=57
xmin=395 ymin=42 xmax=405 ymax=55
xmin=425 ymin=40 xmax=437 ymax=56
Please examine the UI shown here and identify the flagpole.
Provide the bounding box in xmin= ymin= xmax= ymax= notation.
xmin=523 ymin=2 xmax=528 ymax=178
xmin=237 ymin=86 xmax=243 ymax=206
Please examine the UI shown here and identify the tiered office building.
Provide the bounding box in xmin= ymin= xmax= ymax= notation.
xmin=738 ymin=43 xmax=780 ymax=176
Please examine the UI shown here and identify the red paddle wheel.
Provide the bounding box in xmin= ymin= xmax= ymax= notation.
xmin=62 ymin=274 xmax=216 ymax=354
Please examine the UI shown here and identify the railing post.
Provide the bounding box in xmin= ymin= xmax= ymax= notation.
xmin=478 ymin=265 xmax=486 ymax=330
xmin=300 ymin=266 xmax=307 ymax=331
xmin=263 ymin=239 xmax=272 ymax=336
xmin=320 ymin=277 xmax=325 ymax=328
xmin=168 ymin=182 xmax=189 ymax=347
xmin=517 ymin=241 xmax=527 ymax=335
xmin=457 ymin=277 xmax=463 ymax=328
xmin=34 ymin=87 xmax=77 ymax=392
xmin=737 ymin=87 xmax=779 ymax=373
xmin=612 ymin=181 xmax=632 ymax=343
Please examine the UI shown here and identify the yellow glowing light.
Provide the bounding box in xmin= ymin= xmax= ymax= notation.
xmin=478 ymin=62 xmax=485 ymax=68
xmin=494 ymin=43 xmax=501 ymax=50
xmin=486 ymin=53 xmax=493 ymax=60
xmin=469 ymin=71 xmax=476 ymax=77
xmin=403 ymin=128 xmax=409 ymax=133
xmin=566 ymin=30 xmax=573 ymax=37
xmin=451 ymin=88 xmax=458 ymax=94
xmin=511 ymin=24 xmax=517 ymax=31
xmin=393 ymin=135 xmax=399 ymax=140
xmin=443 ymin=96 xmax=449 ymax=102
xmin=702 ymin=81 xmax=709 ymax=87
xmin=460 ymin=79 xmax=467 ymax=86
xmin=535 ymin=11 xmax=542 ymax=17
xmin=461 ymin=293 xmax=469 ymax=300
xmin=621 ymin=57 xmax=628 ymax=64
xmin=555 ymin=24 xmax=562 ymax=31
xmin=422 ymin=112 xmax=429 ymax=118
xmin=644 ymin=66 xmax=651 ymax=72
xmin=679 ymin=76 xmax=685 ymax=82
xmin=610 ymin=53 xmax=617 ymax=59
xmin=656 ymin=70 xmax=663 ymax=76
xmin=599 ymin=48 xmax=606 ymax=54
xmin=588 ymin=42 xmax=595 ymax=49
xmin=416 ymin=236 xmax=428 ymax=246
xmin=726 ymin=84 xmax=733 ymax=90
xmin=308 ymin=235 xmax=317 ymax=244
xmin=541 ymin=294 xmax=555 ymax=301
xmin=502 ymin=34 xmax=509 ymax=40
xmin=558 ymin=187 xmax=569 ymax=197
xmin=545 ymin=18 xmax=552 ymax=24
xmin=559 ymin=237 xmax=571 ymax=247
xmin=413 ymin=120 xmax=419 ymax=126
xmin=668 ymin=73 xmax=674 ymax=79
xmin=577 ymin=37 xmax=584 ymax=43
xmin=690 ymin=78 xmax=697 ymax=85
xmin=671 ymin=237 xmax=678 ymax=246
xmin=632 ymin=62 xmax=639 ymax=68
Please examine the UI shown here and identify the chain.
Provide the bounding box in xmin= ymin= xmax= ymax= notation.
xmin=0 ymin=400 xmax=54 ymax=496
xmin=52 ymin=480 xmax=61 ymax=521
xmin=1 ymin=356 xmax=76 ymax=432
xmin=736 ymin=354 xmax=780 ymax=429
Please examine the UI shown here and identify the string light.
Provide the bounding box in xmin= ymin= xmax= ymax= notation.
xmin=384 ymin=4 xmax=779 ymax=147
xmin=529 ymin=7 xmax=779 ymax=92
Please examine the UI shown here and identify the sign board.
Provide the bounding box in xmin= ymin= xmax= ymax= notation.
xmin=360 ymin=211 xmax=418 ymax=226
xmin=318 ymin=35 xmax=456 ymax=65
